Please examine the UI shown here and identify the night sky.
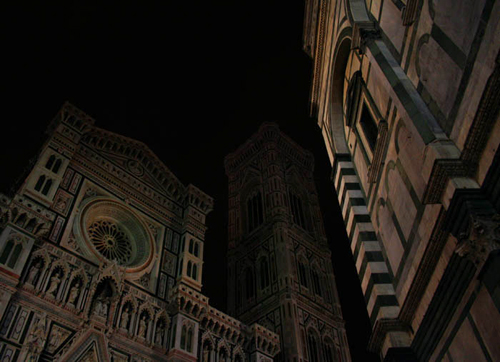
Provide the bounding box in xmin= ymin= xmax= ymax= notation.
xmin=1 ymin=2 xmax=377 ymax=360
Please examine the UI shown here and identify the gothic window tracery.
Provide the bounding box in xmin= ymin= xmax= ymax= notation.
xmin=298 ymin=258 xmax=309 ymax=288
xmin=311 ymin=266 xmax=322 ymax=297
xmin=289 ymin=191 xmax=309 ymax=231
xmin=322 ymin=337 xmax=336 ymax=362
xmin=259 ymin=257 xmax=270 ymax=289
xmin=307 ymin=329 xmax=320 ymax=362
xmin=246 ymin=191 xmax=264 ymax=232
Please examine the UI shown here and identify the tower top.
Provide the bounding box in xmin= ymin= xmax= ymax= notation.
xmin=224 ymin=122 xmax=314 ymax=175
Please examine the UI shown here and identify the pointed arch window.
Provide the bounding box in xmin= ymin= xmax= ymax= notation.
xmin=186 ymin=326 xmax=193 ymax=352
xmin=322 ymin=338 xmax=336 ymax=362
xmin=189 ymin=239 xmax=194 ymax=254
xmin=187 ymin=260 xmax=192 ymax=277
xmin=194 ymin=242 xmax=199 ymax=257
xmin=7 ymin=244 xmax=23 ymax=269
xmin=0 ymin=240 xmax=14 ymax=264
xmin=180 ymin=325 xmax=187 ymax=349
xmin=289 ymin=191 xmax=309 ymax=231
xmin=307 ymin=330 xmax=320 ymax=362
xmin=311 ymin=268 xmax=322 ymax=296
xmin=192 ymin=263 xmax=198 ymax=281
xmin=53 ymin=159 xmax=62 ymax=174
xmin=259 ymin=257 xmax=270 ymax=289
xmin=45 ymin=155 xmax=55 ymax=170
xmin=42 ymin=179 xmax=53 ymax=196
xmin=247 ymin=191 xmax=264 ymax=232
xmin=298 ymin=260 xmax=308 ymax=288
xmin=34 ymin=175 xmax=46 ymax=192
xmin=245 ymin=268 xmax=255 ymax=300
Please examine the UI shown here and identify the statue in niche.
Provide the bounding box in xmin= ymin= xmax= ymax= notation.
xmin=67 ymin=282 xmax=80 ymax=306
xmin=155 ymin=324 xmax=164 ymax=345
xmin=101 ymin=299 xmax=109 ymax=318
xmin=120 ymin=307 xmax=130 ymax=329
xmin=47 ymin=271 xmax=62 ymax=297
xmin=138 ymin=316 xmax=147 ymax=338
xmin=93 ymin=298 xmax=103 ymax=316
xmin=26 ymin=260 xmax=42 ymax=286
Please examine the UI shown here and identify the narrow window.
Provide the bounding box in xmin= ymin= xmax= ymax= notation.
xmin=298 ymin=261 xmax=308 ymax=288
xmin=45 ymin=155 xmax=55 ymax=170
xmin=0 ymin=240 xmax=14 ymax=264
xmin=308 ymin=332 xmax=319 ymax=362
xmin=312 ymin=269 xmax=322 ymax=296
xmin=359 ymin=104 xmax=378 ymax=150
xmin=34 ymin=175 xmax=45 ymax=192
xmin=260 ymin=258 xmax=270 ymax=289
xmin=187 ymin=261 xmax=192 ymax=277
xmin=53 ymin=159 xmax=62 ymax=173
xmin=186 ymin=327 xmax=193 ymax=352
xmin=180 ymin=325 xmax=187 ymax=350
xmin=42 ymin=179 xmax=52 ymax=196
xmin=7 ymin=244 xmax=23 ymax=269
xmin=192 ymin=264 xmax=198 ymax=281
xmin=194 ymin=242 xmax=199 ymax=257
xmin=189 ymin=239 xmax=194 ymax=254
xmin=245 ymin=268 xmax=254 ymax=299
xmin=178 ymin=258 xmax=183 ymax=276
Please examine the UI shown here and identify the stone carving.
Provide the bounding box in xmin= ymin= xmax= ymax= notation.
xmin=67 ymin=282 xmax=80 ymax=306
xmin=138 ymin=316 xmax=147 ymax=338
xmin=26 ymin=260 xmax=42 ymax=286
xmin=155 ymin=324 xmax=164 ymax=345
xmin=456 ymin=214 xmax=500 ymax=265
xmin=120 ymin=308 xmax=130 ymax=329
xmin=48 ymin=326 xmax=63 ymax=351
xmin=47 ymin=271 xmax=62 ymax=297
xmin=23 ymin=314 xmax=48 ymax=361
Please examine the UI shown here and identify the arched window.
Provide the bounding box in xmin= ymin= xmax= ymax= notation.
xmin=45 ymin=155 xmax=55 ymax=170
xmin=322 ymin=338 xmax=335 ymax=362
xmin=194 ymin=242 xmax=199 ymax=257
xmin=247 ymin=191 xmax=264 ymax=232
xmin=219 ymin=347 xmax=228 ymax=362
xmin=298 ymin=260 xmax=308 ymax=288
xmin=311 ymin=268 xmax=322 ymax=296
xmin=187 ymin=261 xmax=192 ymax=277
xmin=186 ymin=327 xmax=193 ymax=352
xmin=26 ymin=218 xmax=37 ymax=232
xmin=7 ymin=244 xmax=23 ymax=269
xmin=189 ymin=239 xmax=194 ymax=254
xmin=307 ymin=330 xmax=320 ymax=362
xmin=0 ymin=240 xmax=14 ymax=264
xmin=203 ymin=339 xmax=212 ymax=362
xmin=289 ymin=191 xmax=309 ymax=231
xmin=34 ymin=175 xmax=46 ymax=192
xmin=245 ymin=268 xmax=255 ymax=300
xmin=42 ymin=179 xmax=53 ymax=196
xmin=180 ymin=325 xmax=187 ymax=350
xmin=259 ymin=257 xmax=270 ymax=289
xmin=192 ymin=264 xmax=198 ymax=280
xmin=53 ymin=159 xmax=62 ymax=174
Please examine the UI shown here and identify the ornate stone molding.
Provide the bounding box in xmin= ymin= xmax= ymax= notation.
xmin=423 ymin=159 xmax=467 ymax=204
xmin=402 ymin=0 xmax=420 ymax=26
xmin=368 ymin=120 xmax=389 ymax=183
xmin=368 ymin=318 xmax=412 ymax=353
xmin=455 ymin=214 xmax=500 ymax=266
xmin=352 ymin=23 xmax=380 ymax=55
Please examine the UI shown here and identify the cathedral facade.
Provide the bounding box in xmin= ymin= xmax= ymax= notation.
xmin=303 ymin=0 xmax=500 ymax=360
xmin=225 ymin=124 xmax=350 ymax=362
xmin=0 ymin=103 xmax=280 ymax=361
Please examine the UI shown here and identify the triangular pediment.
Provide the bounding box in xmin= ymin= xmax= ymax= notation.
xmin=58 ymin=329 xmax=110 ymax=361
xmin=81 ymin=127 xmax=186 ymax=202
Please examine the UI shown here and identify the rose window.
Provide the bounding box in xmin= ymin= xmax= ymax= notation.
xmin=88 ymin=220 xmax=133 ymax=265
xmin=75 ymin=198 xmax=155 ymax=272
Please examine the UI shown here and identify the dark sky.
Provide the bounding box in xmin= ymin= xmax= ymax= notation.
xmin=1 ymin=2 xmax=378 ymax=360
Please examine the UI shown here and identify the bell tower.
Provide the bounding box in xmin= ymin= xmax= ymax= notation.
xmin=225 ymin=123 xmax=351 ymax=361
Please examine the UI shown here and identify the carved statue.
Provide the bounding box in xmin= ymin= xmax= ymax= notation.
xmin=155 ymin=324 xmax=164 ymax=345
xmin=46 ymin=271 xmax=62 ymax=297
xmin=138 ymin=316 xmax=147 ymax=338
xmin=26 ymin=260 xmax=42 ymax=286
xmin=67 ymin=283 xmax=80 ymax=306
xmin=93 ymin=298 xmax=103 ymax=316
xmin=48 ymin=327 xmax=63 ymax=350
xmin=101 ymin=299 xmax=109 ymax=317
xmin=120 ymin=308 xmax=130 ymax=329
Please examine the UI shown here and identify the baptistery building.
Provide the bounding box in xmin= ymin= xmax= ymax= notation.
xmin=0 ymin=103 xmax=279 ymax=361
xmin=303 ymin=0 xmax=500 ymax=360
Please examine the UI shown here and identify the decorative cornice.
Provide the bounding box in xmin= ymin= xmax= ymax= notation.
xmin=422 ymin=159 xmax=467 ymax=204
xmin=368 ymin=318 xmax=412 ymax=353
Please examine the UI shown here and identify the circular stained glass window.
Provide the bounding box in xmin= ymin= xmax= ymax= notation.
xmin=88 ymin=220 xmax=133 ymax=265
xmin=75 ymin=198 xmax=155 ymax=272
